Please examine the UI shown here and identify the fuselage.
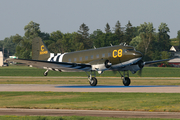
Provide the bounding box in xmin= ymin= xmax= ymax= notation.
xmin=48 ymin=45 xmax=142 ymax=66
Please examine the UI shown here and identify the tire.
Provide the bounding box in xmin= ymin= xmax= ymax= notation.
xmin=89 ymin=77 xmax=97 ymax=86
xmin=123 ymin=77 xmax=131 ymax=86
xmin=44 ymin=72 xmax=48 ymax=76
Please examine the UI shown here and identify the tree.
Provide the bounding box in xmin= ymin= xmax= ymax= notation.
xmin=105 ymin=23 xmax=111 ymax=33
xmin=3 ymin=36 xmax=16 ymax=57
xmin=158 ymin=23 xmax=170 ymax=51
xmin=78 ymin=23 xmax=92 ymax=49
xmin=138 ymin=22 xmax=155 ymax=60
xmin=13 ymin=34 xmax=24 ymax=45
xmin=114 ymin=21 xmax=121 ymax=34
xmin=90 ymin=29 xmax=104 ymax=48
xmin=161 ymin=51 xmax=170 ymax=65
xmin=50 ymin=30 xmax=63 ymax=42
xmin=73 ymin=32 xmax=85 ymax=51
xmin=0 ymin=40 xmax=4 ymax=56
xmin=47 ymin=30 xmax=64 ymax=53
xmin=124 ymin=21 xmax=134 ymax=44
xmin=177 ymin=30 xmax=180 ymax=47
xmin=78 ymin=23 xmax=89 ymax=39
xmin=39 ymin=32 xmax=50 ymax=41
xmin=24 ymin=21 xmax=41 ymax=39
xmin=129 ymin=36 xmax=142 ymax=49
xmin=113 ymin=20 xmax=124 ymax=43
xmin=90 ymin=29 xmax=119 ymax=48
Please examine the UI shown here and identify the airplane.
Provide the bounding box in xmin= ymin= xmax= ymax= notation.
xmin=7 ymin=37 xmax=172 ymax=86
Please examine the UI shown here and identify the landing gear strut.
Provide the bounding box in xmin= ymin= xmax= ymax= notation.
xmin=86 ymin=70 xmax=98 ymax=86
xmin=118 ymin=71 xmax=131 ymax=86
xmin=44 ymin=70 xmax=49 ymax=76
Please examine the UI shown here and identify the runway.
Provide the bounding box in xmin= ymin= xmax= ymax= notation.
xmin=0 ymin=108 xmax=180 ymax=119
xmin=0 ymin=84 xmax=180 ymax=93
xmin=1 ymin=84 xmax=180 ymax=118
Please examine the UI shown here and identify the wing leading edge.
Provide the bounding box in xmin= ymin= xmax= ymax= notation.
xmin=144 ymin=58 xmax=173 ymax=65
xmin=7 ymin=58 xmax=92 ymax=72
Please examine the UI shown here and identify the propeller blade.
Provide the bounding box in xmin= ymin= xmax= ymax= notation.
xmin=137 ymin=69 xmax=142 ymax=77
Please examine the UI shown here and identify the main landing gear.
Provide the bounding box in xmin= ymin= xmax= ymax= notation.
xmin=86 ymin=70 xmax=131 ymax=86
xmin=86 ymin=71 xmax=98 ymax=86
xmin=118 ymin=71 xmax=131 ymax=86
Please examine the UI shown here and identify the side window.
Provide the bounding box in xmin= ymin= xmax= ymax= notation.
xmin=108 ymin=53 xmax=111 ymax=57
xmin=79 ymin=57 xmax=82 ymax=61
xmin=91 ymin=55 xmax=94 ymax=59
xmin=68 ymin=59 xmax=71 ymax=62
xmin=85 ymin=56 xmax=88 ymax=60
xmin=74 ymin=58 xmax=77 ymax=62
xmin=102 ymin=53 xmax=105 ymax=57
xmin=96 ymin=54 xmax=99 ymax=58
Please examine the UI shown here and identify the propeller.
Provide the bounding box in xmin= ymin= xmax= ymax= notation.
xmin=137 ymin=68 xmax=142 ymax=76
xmin=137 ymin=60 xmax=145 ymax=77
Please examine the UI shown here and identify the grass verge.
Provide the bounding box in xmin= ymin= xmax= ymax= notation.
xmin=1 ymin=66 xmax=180 ymax=77
xmin=0 ymin=92 xmax=180 ymax=112
xmin=1 ymin=77 xmax=180 ymax=85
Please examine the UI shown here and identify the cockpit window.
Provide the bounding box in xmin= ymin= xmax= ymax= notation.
xmin=123 ymin=49 xmax=127 ymax=53
xmin=127 ymin=49 xmax=134 ymax=51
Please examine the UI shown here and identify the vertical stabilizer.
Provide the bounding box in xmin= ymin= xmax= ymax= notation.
xmin=32 ymin=37 xmax=50 ymax=60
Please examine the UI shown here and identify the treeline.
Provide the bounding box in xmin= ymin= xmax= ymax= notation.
xmin=0 ymin=21 xmax=179 ymax=61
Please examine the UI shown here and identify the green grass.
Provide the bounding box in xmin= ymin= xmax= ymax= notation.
xmin=0 ymin=116 xmax=177 ymax=120
xmin=1 ymin=77 xmax=180 ymax=85
xmin=1 ymin=66 xmax=180 ymax=77
xmin=0 ymin=92 xmax=180 ymax=112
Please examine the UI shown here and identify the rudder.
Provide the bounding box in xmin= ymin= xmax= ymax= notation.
xmin=32 ymin=37 xmax=50 ymax=60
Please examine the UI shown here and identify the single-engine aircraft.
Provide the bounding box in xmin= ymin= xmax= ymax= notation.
xmin=7 ymin=37 xmax=171 ymax=86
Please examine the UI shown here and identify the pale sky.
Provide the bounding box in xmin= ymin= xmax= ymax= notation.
xmin=0 ymin=0 xmax=180 ymax=40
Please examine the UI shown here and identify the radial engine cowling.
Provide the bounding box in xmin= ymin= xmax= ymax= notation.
xmin=90 ymin=59 xmax=112 ymax=74
xmin=122 ymin=60 xmax=145 ymax=74
xmin=137 ymin=60 xmax=144 ymax=69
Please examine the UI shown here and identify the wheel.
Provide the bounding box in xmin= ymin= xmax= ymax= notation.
xmin=123 ymin=77 xmax=131 ymax=86
xmin=44 ymin=72 xmax=48 ymax=76
xmin=89 ymin=77 xmax=97 ymax=86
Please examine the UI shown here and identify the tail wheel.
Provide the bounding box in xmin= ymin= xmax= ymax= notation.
xmin=89 ymin=77 xmax=98 ymax=86
xmin=123 ymin=77 xmax=131 ymax=86
xmin=44 ymin=72 xmax=48 ymax=76
xmin=44 ymin=70 xmax=49 ymax=76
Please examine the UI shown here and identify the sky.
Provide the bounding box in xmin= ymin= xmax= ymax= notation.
xmin=0 ymin=0 xmax=180 ymax=40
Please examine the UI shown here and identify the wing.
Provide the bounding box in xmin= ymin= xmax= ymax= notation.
xmin=144 ymin=58 xmax=173 ymax=65
xmin=110 ymin=57 xmax=142 ymax=71
xmin=7 ymin=58 xmax=91 ymax=72
xmin=109 ymin=57 xmax=173 ymax=72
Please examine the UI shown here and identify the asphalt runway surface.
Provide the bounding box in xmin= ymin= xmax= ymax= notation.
xmin=1 ymin=83 xmax=180 ymax=118
xmin=0 ymin=108 xmax=180 ymax=119
xmin=0 ymin=84 xmax=180 ymax=93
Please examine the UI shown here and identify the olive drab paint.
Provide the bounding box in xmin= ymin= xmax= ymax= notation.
xmin=32 ymin=37 xmax=50 ymax=60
